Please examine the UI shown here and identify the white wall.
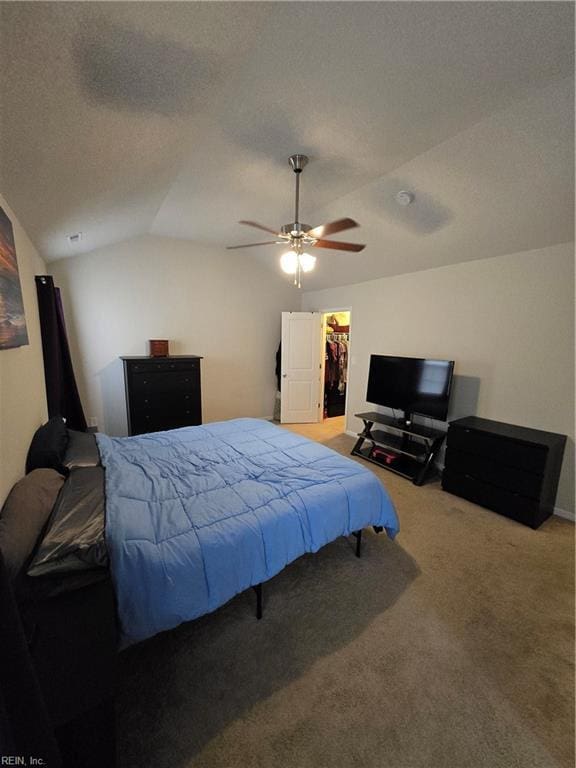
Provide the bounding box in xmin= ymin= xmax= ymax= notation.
xmin=303 ymin=242 xmax=575 ymax=514
xmin=50 ymin=235 xmax=300 ymax=435
xmin=0 ymin=194 xmax=48 ymax=505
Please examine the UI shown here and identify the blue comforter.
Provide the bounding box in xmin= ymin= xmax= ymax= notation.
xmin=96 ymin=418 xmax=399 ymax=646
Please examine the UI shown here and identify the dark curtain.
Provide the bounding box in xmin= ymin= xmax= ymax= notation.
xmin=35 ymin=276 xmax=87 ymax=432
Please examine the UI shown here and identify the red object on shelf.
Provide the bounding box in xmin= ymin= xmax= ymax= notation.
xmin=371 ymin=447 xmax=399 ymax=465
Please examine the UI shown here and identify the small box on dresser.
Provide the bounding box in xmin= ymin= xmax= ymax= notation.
xmin=442 ymin=416 xmax=566 ymax=529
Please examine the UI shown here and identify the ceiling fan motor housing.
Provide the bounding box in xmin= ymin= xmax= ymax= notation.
xmin=281 ymin=222 xmax=312 ymax=236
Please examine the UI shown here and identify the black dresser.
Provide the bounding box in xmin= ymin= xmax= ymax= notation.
xmin=121 ymin=356 xmax=202 ymax=436
xmin=442 ymin=416 xmax=566 ymax=529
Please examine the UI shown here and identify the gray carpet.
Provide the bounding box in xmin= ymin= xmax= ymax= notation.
xmin=117 ymin=434 xmax=574 ymax=768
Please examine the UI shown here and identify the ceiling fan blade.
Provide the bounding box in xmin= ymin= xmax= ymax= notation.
xmin=226 ymin=241 xmax=283 ymax=250
xmin=307 ymin=218 xmax=359 ymax=239
xmin=238 ymin=220 xmax=280 ymax=236
xmin=313 ymin=239 xmax=365 ymax=252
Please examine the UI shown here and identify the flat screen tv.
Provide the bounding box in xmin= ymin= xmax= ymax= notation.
xmin=367 ymin=354 xmax=454 ymax=423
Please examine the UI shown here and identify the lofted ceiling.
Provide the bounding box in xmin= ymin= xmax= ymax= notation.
xmin=0 ymin=2 xmax=574 ymax=290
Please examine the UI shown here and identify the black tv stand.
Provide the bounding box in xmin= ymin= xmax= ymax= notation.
xmin=351 ymin=411 xmax=446 ymax=486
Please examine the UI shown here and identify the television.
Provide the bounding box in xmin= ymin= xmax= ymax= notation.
xmin=366 ymin=354 xmax=454 ymax=424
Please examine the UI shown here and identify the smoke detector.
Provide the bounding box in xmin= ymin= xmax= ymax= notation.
xmin=395 ymin=191 xmax=414 ymax=206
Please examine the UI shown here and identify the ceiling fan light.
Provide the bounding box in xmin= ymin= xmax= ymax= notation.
xmin=299 ymin=252 xmax=316 ymax=272
xmin=280 ymin=250 xmax=298 ymax=274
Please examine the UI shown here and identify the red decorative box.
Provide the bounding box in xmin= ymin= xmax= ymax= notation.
xmin=149 ymin=339 xmax=169 ymax=357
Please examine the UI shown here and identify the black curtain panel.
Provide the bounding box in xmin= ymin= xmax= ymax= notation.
xmin=35 ymin=276 xmax=87 ymax=432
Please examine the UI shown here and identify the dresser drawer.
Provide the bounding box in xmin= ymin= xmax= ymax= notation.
xmin=447 ymin=426 xmax=547 ymax=474
xmin=444 ymin=447 xmax=543 ymax=499
xmin=132 ymin=397 xmax=200 ymax=420
xmin=128 ymin=359 xmax=200 ymax=374
xmin=131 ymin=408 xmax=201 ymax=435
xmin=442 ymin=470 xmax=547 ymax=528
xmin=132 ymin=391 xmax=198 ymax=411
xmin=130 ymin=370 xmax=200 ymax=397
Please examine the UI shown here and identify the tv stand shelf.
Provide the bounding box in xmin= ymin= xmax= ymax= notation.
xmin=351 ymin=411 xmax=446 ymax=485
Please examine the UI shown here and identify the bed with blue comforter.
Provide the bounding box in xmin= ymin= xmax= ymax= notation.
xmin=96 ymin=418 xmax=399 ymax=646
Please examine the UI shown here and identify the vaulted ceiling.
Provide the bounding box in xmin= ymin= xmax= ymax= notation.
xmin=0 ymin=2 xmax=573 ymax=290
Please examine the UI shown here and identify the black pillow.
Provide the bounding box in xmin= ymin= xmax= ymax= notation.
xmin=63 ymin=430 xmax=101 ymax=469
xmin=26 ymin=417 xmax=69 ymax=474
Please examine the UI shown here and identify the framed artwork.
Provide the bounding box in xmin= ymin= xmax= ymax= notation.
xmin=0 ymin=206 xmax=28 ymax=349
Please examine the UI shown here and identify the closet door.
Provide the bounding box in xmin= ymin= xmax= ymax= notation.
xmin=280 ymin=312 xmax=322 ymax=424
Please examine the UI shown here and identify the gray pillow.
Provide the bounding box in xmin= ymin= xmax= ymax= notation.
xmin=63 ymin=429 xmax=101 ymax=469
xmin=27 ymin=467 xmax=108 ymax=577
xmin=0 ymin=469 xmax=65 ymax=579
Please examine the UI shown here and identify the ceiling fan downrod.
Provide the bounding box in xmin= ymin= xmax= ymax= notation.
xmin=288 ymin=154 xmax=308 ymax=227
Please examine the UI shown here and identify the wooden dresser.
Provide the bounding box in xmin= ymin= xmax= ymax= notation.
xmin=121 ymin=356 xmax=202 ymax=436
xmin=442 ymin=416 xmax=566 ymax=529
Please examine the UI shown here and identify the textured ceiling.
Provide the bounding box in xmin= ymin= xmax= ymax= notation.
xmin=0 ymin=2 xmax=574 ymax=289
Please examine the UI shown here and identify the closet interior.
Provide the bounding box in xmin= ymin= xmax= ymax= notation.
xmin=323 ymin=311 xmax=350 ymax=418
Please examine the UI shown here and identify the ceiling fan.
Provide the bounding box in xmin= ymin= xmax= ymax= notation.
xmin=227 ymin=154 xmax=365 ymax=287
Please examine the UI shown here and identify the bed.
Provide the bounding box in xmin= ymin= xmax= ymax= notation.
xmin=3 ymin=416 xmax=399 ymax=649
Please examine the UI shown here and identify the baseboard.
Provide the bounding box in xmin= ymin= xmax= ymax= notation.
xmin=345 ymin=430 xmax=357 ymax=439
xmin=554 ymin=506 xmax=575 ymax=522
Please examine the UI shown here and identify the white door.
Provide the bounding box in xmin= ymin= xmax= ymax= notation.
xmin=281 ymin=312 xmax=323 ymax=423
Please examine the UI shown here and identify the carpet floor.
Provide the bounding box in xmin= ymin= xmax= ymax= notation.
xmin=117 ymin=432 xmax=574 ymax=768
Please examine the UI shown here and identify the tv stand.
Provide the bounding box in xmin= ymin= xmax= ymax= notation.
xmin=351 ymin=411 xmax=446 ymax=486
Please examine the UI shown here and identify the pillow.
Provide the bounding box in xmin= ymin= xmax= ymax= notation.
xmin=0 ymin=469 xmax=65 ymax=579
xmin=27 ymin=467 xmax=108 ymax=577
xmin=62 ymin=430 xmax=101 ymax=469
xmin=26 ymin=416 xmax=69 ymax=474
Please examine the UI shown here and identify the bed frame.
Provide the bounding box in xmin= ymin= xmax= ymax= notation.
xmin=252 ymin=526 xmax=383 ymax=619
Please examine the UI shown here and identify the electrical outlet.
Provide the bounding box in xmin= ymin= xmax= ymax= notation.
xmin=87 ymin=416 xmax=98 ymax=428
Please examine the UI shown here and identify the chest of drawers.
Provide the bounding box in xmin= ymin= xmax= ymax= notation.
xmin=121 ymin=356 xmax=202 ymax=436
xmin=442 ymin=416 xmax=566 ymax=529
